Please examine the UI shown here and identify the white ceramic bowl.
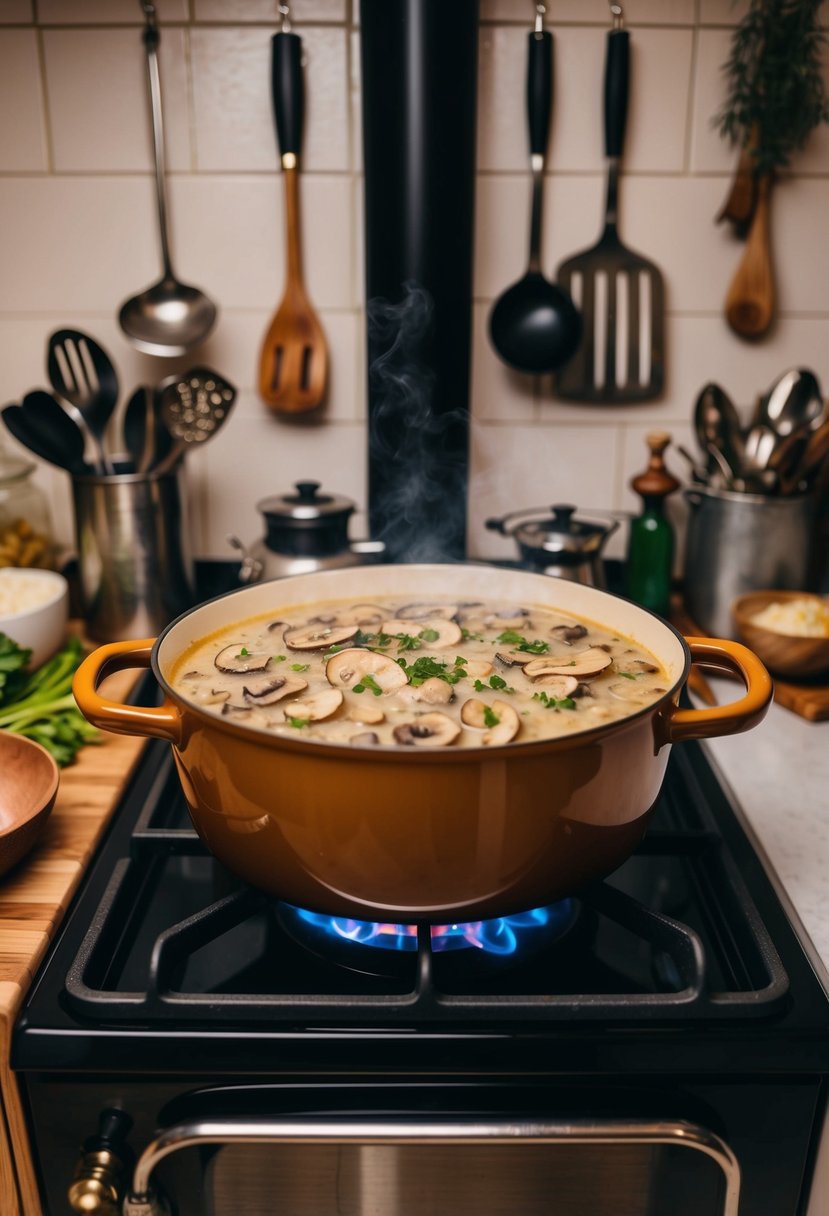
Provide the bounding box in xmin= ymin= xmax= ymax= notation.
xmin=0 ymin=569 xmax=69 ymax=669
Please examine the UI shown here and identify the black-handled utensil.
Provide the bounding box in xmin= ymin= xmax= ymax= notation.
xmin=488 ymin=17 xmax=581 ymax=373
xmin=556 ymin=11 xmax=665 ymax=402
xmin=2 ymin=397 xmax=90 ymax=476
xmin=46 ymin=329 xmax=118 ymax=474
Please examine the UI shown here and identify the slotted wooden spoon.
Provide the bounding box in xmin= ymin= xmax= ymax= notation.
xmin=258 ymin=27 xmax=328 ymax=415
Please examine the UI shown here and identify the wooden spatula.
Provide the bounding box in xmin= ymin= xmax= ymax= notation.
xmin=555 ymin=20 xmax=665 ymax=403
xmin=258 ymin=27 xmax=328 ymax=415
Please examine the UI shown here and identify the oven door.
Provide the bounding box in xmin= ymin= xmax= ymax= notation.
xmin=116 ymin=1086 xmax=741 ymax=1216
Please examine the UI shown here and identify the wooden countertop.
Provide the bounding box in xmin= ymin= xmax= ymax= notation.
xmin=0 ymin=666 xmax=148 ymax=1216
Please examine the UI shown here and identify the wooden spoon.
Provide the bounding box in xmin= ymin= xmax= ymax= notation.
xmin=258 ymin=29 xmax=328 ymax=415
xmin=725 ymin=171 xmax=774 ymax=340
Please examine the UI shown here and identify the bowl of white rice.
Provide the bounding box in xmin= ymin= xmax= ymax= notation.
xmin=732 ymin=590 xmax=829 ymax=682
xmin=0 ymin=569 xmax=69 ymax=669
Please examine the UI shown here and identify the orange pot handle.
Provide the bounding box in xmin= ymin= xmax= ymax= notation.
xmin=662 ymin=636 xmax=773 ymax=744
xmin=73 ymin=638 xmax=182 ymax=745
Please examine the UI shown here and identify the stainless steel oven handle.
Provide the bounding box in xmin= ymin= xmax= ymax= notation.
xmin=121 ymin=1114 xmax=741 ymax=1216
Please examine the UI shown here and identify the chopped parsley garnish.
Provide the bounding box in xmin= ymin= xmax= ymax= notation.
xmin=618 ymin=671 xmax=638 ymax=680
xmin=352 ymin=629 xmax=377 ymax=647
xmin=286 ymin=716 xmax=310 ymax=728
xmin=238 ymin=646 xmax=249 ymax=657
xmin=273 ymin=654 xmax=286 ymax=663
xmin=395 ymin=633 xmax=423 ymax=652
xmin=353 ymin=673 xmax=384 ymax=696
xmin=483 ymin=705 xmax=501 ymax=728
xmin=419 ymin=627 xmax=440 ymax=642
xmin=398 ymin=655 xmax=467 ymax=687
xmin=461 ymin=627 xmax=485 ymax=642
xmin=290 ymin=663 xmax=309 ymax=672
xmin=532 ymin=690 xmax=576 ymax=711
xmin=473 ymin=674 xmax=513 ymax=694
xmin=494 ymin=631 xmax=549 ymax=654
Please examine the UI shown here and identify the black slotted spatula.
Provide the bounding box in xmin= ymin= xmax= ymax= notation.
xmin=555 ymin=18 xmax=665 ymax=403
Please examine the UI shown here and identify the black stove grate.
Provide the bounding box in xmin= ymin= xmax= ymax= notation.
xmin=62 ymin=743 xmax=789 ymax=1025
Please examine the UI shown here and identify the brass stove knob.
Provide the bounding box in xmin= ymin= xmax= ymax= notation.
xmin=68 ymin=1109 xmax=133 ymax=1216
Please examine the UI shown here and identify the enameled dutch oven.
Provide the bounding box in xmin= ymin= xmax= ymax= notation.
xmin=73 ymin=565 xmax=772 ymax=921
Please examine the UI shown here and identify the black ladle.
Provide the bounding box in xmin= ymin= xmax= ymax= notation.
xmin=489 ymin=24 xmax=581 ymax=373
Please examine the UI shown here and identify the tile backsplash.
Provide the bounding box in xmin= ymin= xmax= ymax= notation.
xmin=0 ymin=0 xmax=827 ymax=571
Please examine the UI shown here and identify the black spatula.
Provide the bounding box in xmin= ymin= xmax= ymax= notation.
xmin=555 ymin=19 xmax=665 ymax=403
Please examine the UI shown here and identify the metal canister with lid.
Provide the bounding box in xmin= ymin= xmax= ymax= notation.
xmin=230 ymin=481 xmax=385 ymax=582
xmin=485 ymin=503 xmax=619 ymax=588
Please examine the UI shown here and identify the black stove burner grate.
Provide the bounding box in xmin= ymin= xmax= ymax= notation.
xmin=62 ymin=743 xmax=789 ymax=1026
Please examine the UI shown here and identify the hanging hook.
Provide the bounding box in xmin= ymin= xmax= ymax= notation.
xmin=140 ymin=1 xmax=157 ymax=27
xmin=534 ymin=3 xmax=546 ymax=34
xmin=608 ymin=2 xmax=624 ymax=28
xmin=278 ymin=2 xmax=291 ymax=33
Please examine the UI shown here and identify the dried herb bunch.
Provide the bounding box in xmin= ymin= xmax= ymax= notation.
xmin=715 ymin=0 xmax=829 ymax=175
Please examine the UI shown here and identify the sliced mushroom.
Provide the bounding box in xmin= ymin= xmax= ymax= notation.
xmin=396 ymin=602 xmax=458 ymax=621
xmin=550 ymin=623 xmax=588 ymax=644
xmin=460 ymin=698 xmax=490 ymax=729
xmin=346 ymin=703 xmax=385 ymax=725
xmin=607 ymin=681 xmax=664 ymax=703
xmin=242 ymin=673 xmax=308 ymax=705
xmin=195 ymin=687 xmax=231 ymax=705
xmin=266 ymin=619 xmax=286 ymax=632
xmin=464 ymin=659 xmax=494 ymax=679
xmin=399 ymin=677 xmax=454 ymax=705
xmin=484 ymin=701 xmax=520 ymax=746
xmin=283 ymin=623 xmax=359 ymax=651
xmin=531 ymin=674 xmax=579 ymax=697
xmin=392 ymin=712 xmax=461 ymax=747
xmin=310 ymin=603 xmax=386 ymax=628
xmin=214 ymin=645 xmax=272 ymax=674
xmin=524 ymin=647 xmax=612 ymax=680
xmin=381 ymin=617 xmax=462 ymax=649
xmin=615 ymin=657 xmax=660 ymax=675
xmin=221 ymin=702 xmax=253 ymax=716
xmin=325 ymin=648 xmax=409 ymax=692
xmin=483 ymin=606 xmax=532 ymax=629
xmin=494 ymin=651 xmax=534 ymax=668
xmin=571 ymin=681 xmax=595 ymax=700
xmin=284 ymin=689 xmax=344 ymax=721
xmin=350 ymin=731 xmax=380 ymax=746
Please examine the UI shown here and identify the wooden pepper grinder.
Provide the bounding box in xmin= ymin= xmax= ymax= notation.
xmin=627 ymin=431 xmax=679 ymax=618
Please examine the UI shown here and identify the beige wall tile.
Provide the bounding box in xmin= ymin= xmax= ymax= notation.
xmin=194 ymin=0 xmax=347 ymax=22
xmin=37 ymin=0 xmax=188 ymax=21
xmin=168 ymin=174 xmax=352 ymax=310
xmin=199 ymin=413 xmax=367 ymax=555
xmin=467 ymin=419 xmax=619 ymax=558
xmin=0 ymin=1 xmax=32 ymax=22
xmin=191 ymin=26 xmax=348 ymax=171
xmin=689 ymin=27 xmax=732 ymax=174
xmin=43 ymin=27 xmax=191 ymax=172
xmin=0 ymin=30 xmax=47 ymax=170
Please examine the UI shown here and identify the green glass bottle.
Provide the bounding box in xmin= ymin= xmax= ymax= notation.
xmin=627 ymin=432 xmax=679 ymax=618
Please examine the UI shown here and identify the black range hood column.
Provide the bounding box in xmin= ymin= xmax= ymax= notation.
xmin=360 ymin=0 xmax=479 ymax=563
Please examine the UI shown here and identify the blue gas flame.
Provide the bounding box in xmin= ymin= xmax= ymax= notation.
xmin=288 ymin=901 xmax=574 ymax=956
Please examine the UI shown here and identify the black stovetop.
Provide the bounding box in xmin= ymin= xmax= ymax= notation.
xmin=13 ymin=725 xmax=829 ymax=1078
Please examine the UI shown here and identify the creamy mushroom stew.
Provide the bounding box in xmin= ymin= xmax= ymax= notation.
xmin=170 ymin=597 xmax=670 ymax=749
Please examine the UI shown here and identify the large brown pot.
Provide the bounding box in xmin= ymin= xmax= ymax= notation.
xmin=73 ymin=565 xmax=771 ymax=921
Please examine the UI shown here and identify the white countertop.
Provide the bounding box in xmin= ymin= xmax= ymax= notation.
xmin=700 ymin=682 xmax=829 ymax=990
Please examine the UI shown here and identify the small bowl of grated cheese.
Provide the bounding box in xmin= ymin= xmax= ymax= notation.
xmin=732 ymin=590 xmax=829 ymax=681
xmin=0 ymin=569 xmax=69 ymax=670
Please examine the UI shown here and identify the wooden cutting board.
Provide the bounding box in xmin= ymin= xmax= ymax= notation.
xmin=671 ymin=597 xmax=829 ymax=723
xmin=0 ymin=663 xmax=148 ymax=1216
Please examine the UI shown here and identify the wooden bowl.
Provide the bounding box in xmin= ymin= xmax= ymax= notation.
xmin=0 ymin=733 xmax=59 ymax=879
xmin=732 ymin=590 xmax=829 ymax=681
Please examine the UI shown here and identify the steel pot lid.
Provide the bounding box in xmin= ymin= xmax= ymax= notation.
xmin=510 ymin=505 xmax=617 ymax=555
xmin=257 ymin=480 xmax=356 ymax=525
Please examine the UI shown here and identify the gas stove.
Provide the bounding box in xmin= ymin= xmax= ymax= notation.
xmin=12 ymin=722 xmax=829 ymax=1216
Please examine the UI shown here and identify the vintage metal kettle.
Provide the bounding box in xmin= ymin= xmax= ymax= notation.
xmin=486 ymin=503 xmax=619 ymax=588
xmin=230 ymin=480 xmax=385 ymax=583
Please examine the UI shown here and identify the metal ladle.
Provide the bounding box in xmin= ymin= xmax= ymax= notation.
xmin=488 ymin=6 xmax=581 ymax=373
xmin=118 ymin=2 xmax=217 ymax=357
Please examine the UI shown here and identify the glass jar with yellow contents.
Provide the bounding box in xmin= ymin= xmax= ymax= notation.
xmin=0 ymin=441 xmax=54 ymax=569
